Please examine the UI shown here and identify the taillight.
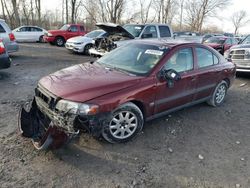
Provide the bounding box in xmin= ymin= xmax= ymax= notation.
xmin=9 ymin=33 xmax=15 ymax=41
xmin=0 ymin=40 xmax=6 ymax=54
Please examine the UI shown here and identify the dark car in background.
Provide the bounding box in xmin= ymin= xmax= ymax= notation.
xmin=19 ymin=40 xmax=236 ymax=150
xmin=203 ymin=36 xmax=238 ymax=55
xmin=0 ymin=39 xmax=11 ymax=69
xmin=225 ymin=35 xmax=250 ymax=72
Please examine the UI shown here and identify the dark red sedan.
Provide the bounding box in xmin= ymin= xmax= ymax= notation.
xmin=203 ymin=36 xmax=238 ymax=55
xmin=19 ymin=40 xmax=236 ymax=149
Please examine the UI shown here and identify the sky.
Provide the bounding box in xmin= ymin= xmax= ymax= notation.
xmin=41 ymin=0 xmax=250 ymax=34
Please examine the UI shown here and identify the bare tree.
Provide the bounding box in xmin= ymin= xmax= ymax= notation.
xmin=0 ymin=0 xmax=6 ymax=20
xmin=139 ymin=0 xmax=153 ymax=23
xmin=185 ymin=0 xmax=230 ymax=32
xmin=152 ymin=0 xmax=178 ymax=24
xmin=231 ymin=10 xmax=249 ymax=35
xmin=35 ymin=0 xmax=41 ymax=24
xmin=66 ymin=0 xmax=69 ymax=23
xmin=11 ymin=0 xmax=21 ymax=26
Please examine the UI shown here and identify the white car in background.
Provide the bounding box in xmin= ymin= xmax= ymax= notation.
xmin=65 ymin=29 xmax=106 ymax=54
xmin=13 ymin=26 xmax=47 ymax=42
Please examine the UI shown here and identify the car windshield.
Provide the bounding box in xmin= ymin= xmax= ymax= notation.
xmin=60 ymin=24 xmax=70 ymax=31
xmin=240 ymin=35 xmax=250 ymax=44
xmin=204 ymin=37 xmax=225 ymax=44
xmin=97 ymin=43 xmax=168 ymax=75
xmin=123 ymin=25 xmax=145 ymax=37
xmin=85 ymin=30 xmax=104 ymax=38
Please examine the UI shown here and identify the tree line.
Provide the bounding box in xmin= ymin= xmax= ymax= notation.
xmin=0 ymin=0 xmax=249 ymax=34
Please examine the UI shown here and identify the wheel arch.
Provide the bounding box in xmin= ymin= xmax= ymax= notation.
xmin=55 ymin=35 xmax=66 ymax=41
xmin=223 ymin=78 xmax=230 ymax=87
xmin=129 ymin=100 xmax=146 ymax=119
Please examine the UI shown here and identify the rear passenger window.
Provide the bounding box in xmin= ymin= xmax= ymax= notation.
xmin=31 ymin=27 xmax=42 ymax=32
xmin=159 ymin=26 xmax=171 ymax=37
xmin=70 ymin=25 xmax=78 ymax=32
xmin=0 ymin=25 xmax=6 ymax=33
xmin=196 ymin=48 xmax=218 ymax=68
xmin=19 ymin=27 xmax=29 ymax=32
xmin=164 ymin=48 xmax=194 ymax=73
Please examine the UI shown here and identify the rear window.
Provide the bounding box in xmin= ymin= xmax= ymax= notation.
xmin=0 ymin=24 xmax=6 ymax=33
xmin=159 ymin=26 xmax=171 ymax=37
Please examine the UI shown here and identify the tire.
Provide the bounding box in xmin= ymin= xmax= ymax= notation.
xmin=207 ymin=80 xmax=228 ymax=107
xmin=39 ymin=35 xmax=44 ymax=43
xmin=102 ymin=102 xmax=144 ymax=143
xmin=84 ymin=44 xmax=92 ymax=55
xmin=55 ymin=37 xmax=65 ymax=47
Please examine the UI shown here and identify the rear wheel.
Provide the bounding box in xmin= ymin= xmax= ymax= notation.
xmin=39 ymin=35 xmax=44 ymax=43
xmin=55 ymin=37 xmax=65 ymax=47
xmin=207 ymin=80 xmax=228 ymax=107
xmin=102 ymin=102 xmax=144 ymax=143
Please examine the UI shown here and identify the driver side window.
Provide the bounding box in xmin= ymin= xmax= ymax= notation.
xmin=164 ymin=48 xmax=194 ymax=73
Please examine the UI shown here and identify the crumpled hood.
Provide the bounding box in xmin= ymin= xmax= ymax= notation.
xmin=96 ymin=23 xmax=134 ymax=39
xmin=39 ymin=63 xmax=142 ymax=102
xmin=66 ymin=36 xmax=91 ymax=43
xmin=230 ymin=44 xmax=250 ymax=50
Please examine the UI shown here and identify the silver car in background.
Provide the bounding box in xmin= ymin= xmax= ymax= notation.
xmin=0 ymin=19 xmax=19 ymax=53
xmin=13 ymin=26 xmax=47 ymax=42
xmin=65 ymin=29 xmax=106 ymax=54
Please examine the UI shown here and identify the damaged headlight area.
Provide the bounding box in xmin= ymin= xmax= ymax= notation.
xmin=55 ymin=99 xmax=99 ymax=115
xmin=18 ymin=95 xmax=106 ymax=150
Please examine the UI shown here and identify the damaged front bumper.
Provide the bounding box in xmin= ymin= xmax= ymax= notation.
xmin=19 ymin=96 xmax=110 ymax=150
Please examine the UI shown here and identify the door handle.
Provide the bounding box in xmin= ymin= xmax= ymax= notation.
xmin=191 ymin=76 xmax=196 ymax=82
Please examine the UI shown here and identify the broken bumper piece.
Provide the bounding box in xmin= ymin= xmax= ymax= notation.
xmin=18 ymin=99 xmax=79 ymax=150
xmin=18 ymin=98 xmax=110 ymax=150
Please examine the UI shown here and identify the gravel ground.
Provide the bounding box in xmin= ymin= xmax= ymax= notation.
xmin=0 ymin=43 xmax=250 ymax=188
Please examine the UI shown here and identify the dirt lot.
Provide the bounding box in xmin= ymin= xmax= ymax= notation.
xmin=0 ymin=43 xmax=250 ymax=188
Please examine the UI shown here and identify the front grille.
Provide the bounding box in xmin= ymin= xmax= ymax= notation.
xmin=35 ymin=87 xmax=57 ymax=109
xmin=229 ymin=49 xmax=245 ymax=60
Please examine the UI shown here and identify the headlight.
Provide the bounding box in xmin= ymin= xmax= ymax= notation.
xmin=55 ymin=99 xmax=99 ymax=115
xmin=245 ymin=49 xmax=250 ymax=56
xmin=224 ymin=49 xmax=230 ymax=58
xmin=47 ymin=33 xmax=53 ymax=37
xmin=73 ymin=42 xmax=84 ymax=45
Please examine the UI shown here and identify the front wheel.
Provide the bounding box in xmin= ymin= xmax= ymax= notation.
xmin=39 ymin=35 xmax=44 ymax=43
xmin=207 ymin=80 xmax=228 ymax=107
xmin=84 ymin=44 xmax=92 ymax=55
xmin=102 ymin=102 xmax=144 ymax=143
xmin=55 ymin=37 xmax=65 ymax=47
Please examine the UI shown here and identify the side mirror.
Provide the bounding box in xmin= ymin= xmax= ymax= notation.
xmin=141 ymin=33 xmax=153 ymax=39
xmin=159 ymin=69 xmax=181 ymax=88
xmin=68 ymin=28 xmax=72 ymax=32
